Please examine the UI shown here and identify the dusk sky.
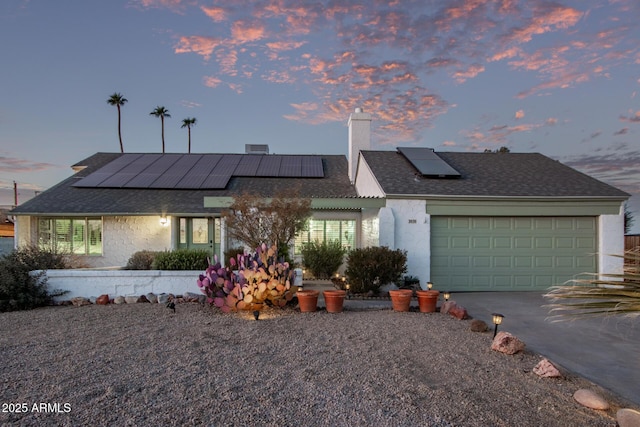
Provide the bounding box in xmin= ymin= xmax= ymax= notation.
xmin=1 ymin=0 xmax=639 ymax=232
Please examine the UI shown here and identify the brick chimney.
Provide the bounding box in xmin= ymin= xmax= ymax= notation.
xmin=348 ymin=107 xmax=371 ymax=183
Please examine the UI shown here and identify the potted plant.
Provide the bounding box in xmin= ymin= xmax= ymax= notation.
xmin=389 ymin=289 xmax=413 ymax=312
xmin=297 ymin=289 xmax=319 ymax=312
xmin=323 ymin=289 xmax=347 ymax=313
xmin=416 ymin=290 xmax=439 ymax=313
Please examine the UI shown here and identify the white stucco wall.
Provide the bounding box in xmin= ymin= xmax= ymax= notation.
xmin=598 ymin=205 xmax=626 ymax=278
xmin=97 ymin=216 xmax=172 ymax=268
xmin=354 ymin=156 xmax=385 ymax=197
xmin=43 ymin=269 xmax=201 ymax=300
xmin=381 ymin=199 xmax=430 ymax=287
xmin=360 ymin=208 xmax=380 ymax=248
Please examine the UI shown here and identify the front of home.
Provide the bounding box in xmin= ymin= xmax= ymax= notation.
xmin=11 ymin=109 xmax=629 ymax=291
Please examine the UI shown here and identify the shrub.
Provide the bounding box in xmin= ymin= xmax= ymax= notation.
xmin=301 ymin=240 xmax=346 ymax=279
xmin=345 ymin=246 xmax=407 ymax=295
xmin=125 ymin=250 xmax=157 ymax=270
xmin=0 ymin=245 xmax=71 ymax=312
xmin=197 ymin=244 xmax=295 ymax=313
xmin=152 ymin=249 xmax=210 ymax=270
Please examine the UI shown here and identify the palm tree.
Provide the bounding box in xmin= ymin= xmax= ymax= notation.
xmin=181 ymin=117 xmax=197 ymax=153
xmin=150 ymin=106 xmax=171 ymax=153
xmin=107 ymin=92 xmax=128 ymax=153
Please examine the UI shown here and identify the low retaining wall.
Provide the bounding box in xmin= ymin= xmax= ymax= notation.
xmin=41 ymin=269 xmax=202 ymax=301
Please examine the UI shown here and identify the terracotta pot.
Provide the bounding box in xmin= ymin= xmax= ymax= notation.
xmin=323 ymin=290 xmax=346 ymax=313
xmin=297 ymin=290 xmax=319 ymax=312
xmin=416 ymin=290 xmax=439 ymax=313
xmin=389 ymin=289 xmax=413 ymax=312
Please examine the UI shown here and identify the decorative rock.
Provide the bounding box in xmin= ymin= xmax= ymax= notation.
xmin=533 ymin=358 xmax=562 ymax=378
xmin=440 ymin=300 xmax=456 ymax=314
xmin=124 ymin=296 xmax=138 ymax=304
xmin=96 ymin=294 xmax=110 ymax=305
xmin=146 ymin=293 xmax=158 ymax=303
xmin=137 ymin=295 xmax=150 ymax=303
xmin=617 ymin=408 xmax=640 ymax=427
xmin=448 ymin=304 xmax=468 ymax=320
xmin=183 ymin=292 xmax=201 ymax=302
xmin=491 ymin=331 xmax=526 ymax=355
xmin=157 ymin=293 xmax=170 ymax=304
xmin=470 ymin=319 xmax=489 ymax=332
xmin=113 ymin=296 xmax=126 ymax=304
xmin=573 ymin=389 xmax=610 ymax=410
xmin=89 ymin=296 xmax=97 ymax=304
xmin=71 ymin=297 xmax=91 ymax=307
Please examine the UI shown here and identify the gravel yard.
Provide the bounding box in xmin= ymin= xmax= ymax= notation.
xmin=0 ymin=303 xmax=628 ymax=426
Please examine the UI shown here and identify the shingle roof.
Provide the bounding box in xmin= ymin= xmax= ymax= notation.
xmin=361 ymin=150 xmax=630 ymax=198
xmin=12 ymin=152 xmax=358 ymax=216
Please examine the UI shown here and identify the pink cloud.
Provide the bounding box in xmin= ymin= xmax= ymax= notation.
xmin=201 ymin=6 xmax=226 ymax=22
xmin=515 ymin=110 xmax=525 ymax=119
xmin=620 ymin=111 xmax=640 ymax=123
xmin=0 ymin=156 xmax=57 ymax=172
xmin=501 ymin=3 xmax=583 ymax=44
xmin=231 ymin=20 xmax=266 ymax=44
xmin=453 ymin=63 xmax=485 ymax=83
xmin=174 ymin=36 xmax=221 ymax=61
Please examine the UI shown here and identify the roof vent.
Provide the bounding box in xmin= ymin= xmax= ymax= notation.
xmin=245 ymin=144 xmax=269 ymax=154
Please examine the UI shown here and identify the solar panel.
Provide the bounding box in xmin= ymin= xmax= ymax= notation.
xmin=176 ymin=154 xmax=222 ymax=188
xmin=199 ymin=155 xmax=241 ymax=188
xmin=279 ymin=156 xmax=302 ymax=177
xmin=74 ymin=153 xmax=326 ymax=190
xmin=124 ymin=154 xmax=178 ymax=187
xmin=256 ymin=155 xmax=282 ymax=176
xmin=99 ymin=154 xmax=162 ymax=187
xmin=301 ymin=156 xmax=324 ymax=177
xmin=397 ymin=147 xmax=461 ymax=178
xmin=73 ymin=153 xmax=143 ymax=187
xmin=234 ymin=155 xmax=261 ymax=176
xmin=148 ymin=155 xmax=201 ymax=188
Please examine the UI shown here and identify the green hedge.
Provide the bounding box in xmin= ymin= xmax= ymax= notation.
xmin=301 ymin=240 xmax=346 ymax=279
xmin=151 ymin=249 xmax=210 ymax=270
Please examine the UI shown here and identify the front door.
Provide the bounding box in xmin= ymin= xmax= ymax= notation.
xmin=178 ymin=217 xmax=221 ymax=259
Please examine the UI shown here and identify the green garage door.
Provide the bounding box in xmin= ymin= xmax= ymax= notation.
xmin=431 ymin=217 xmax=597 ymax=291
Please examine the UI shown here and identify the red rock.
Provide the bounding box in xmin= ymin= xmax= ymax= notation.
xmin=441 ymin=300 xmax=456 ymax=314
xmin=573 ymin=389 xmax=609 ymax=410
xmin=533 ymin=358 xmax=562 ymax=378
xmin=491 ymin=331 xmax=525 ymax=355
xmin=96 ymin=294 xmax=110 ymax=305
xmin=448 ymin=304 xmax=468 ymax=320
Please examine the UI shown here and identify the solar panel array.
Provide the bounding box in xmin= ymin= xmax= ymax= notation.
xmin=73 ymin=153 xmax=324 ymax=189
xmin=397 ymin=147 xmax=461 ymax=178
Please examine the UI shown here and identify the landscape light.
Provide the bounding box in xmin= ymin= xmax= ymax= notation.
xmin=443 ymin=291 xmax=451 ymax=302
xmin=427 ymin=282 xmax=433 ymax=290
xmin=492 ymin=313 xmax=504 ymax=338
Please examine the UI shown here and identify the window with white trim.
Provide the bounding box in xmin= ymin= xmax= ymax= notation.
xmin=294 ymin=219 xmax=355 ymax=253
xmin=38 ymin=218 xmax=102 ymax=255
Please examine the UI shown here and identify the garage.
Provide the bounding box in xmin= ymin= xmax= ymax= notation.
xmin=430 ymin=216 xmax=597 ymax=291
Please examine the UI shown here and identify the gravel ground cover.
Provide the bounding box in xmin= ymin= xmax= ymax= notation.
xmin=0 ymin=303 xmax=631 ymax=426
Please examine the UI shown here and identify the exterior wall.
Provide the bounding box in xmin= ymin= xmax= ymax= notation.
xmin=16 ymin=216 xmax=32 ymax=247
xmin=599 ymin=204 xmax=626 ymax=278
xmin=42 ymin=269 xmax=201 ymax=301
xmin=360 ymin=208 xmax=380 ymax=247
xmin=99 ymin=216 xmax=172 ymax=268
xmin=382 ymin=199 xmax=430 ymax=287
xmin=354 ymin=156 xmax=385 ymax=197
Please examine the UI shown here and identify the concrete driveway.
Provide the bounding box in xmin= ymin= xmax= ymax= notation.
xmin=452 ymin=292 xmax=640 ymax=406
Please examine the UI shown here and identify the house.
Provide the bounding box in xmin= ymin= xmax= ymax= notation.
xmin=0 ymin=208 xmax=15 ymax=256
xmin=11 ymin=109 xmax=629 ymax=291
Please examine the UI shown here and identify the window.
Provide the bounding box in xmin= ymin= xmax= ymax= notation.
xmin=295 ymin=219 xmax=356 ymax=254
xmin=38 ymin=218 xmax=102 ymax=255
